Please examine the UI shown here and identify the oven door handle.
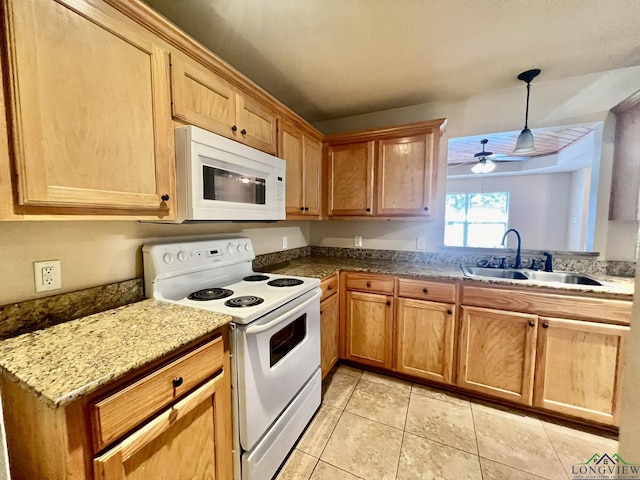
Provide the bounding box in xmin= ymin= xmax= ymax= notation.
xmin=244 ymin=291 xmax=320 ymax=335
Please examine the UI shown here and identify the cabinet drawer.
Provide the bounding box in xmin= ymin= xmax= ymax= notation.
xmin=462 ymin=285 xmax=632 ymax=324
xmin=320 ymin=274 xmax=339 ymax=301
xmin=345 ymin=272 xmax=395 ymax=294
xmin=397 ymin=278 xmax=456 ymax=303
xmin=90 ymin=336 xmax=224 ymax=451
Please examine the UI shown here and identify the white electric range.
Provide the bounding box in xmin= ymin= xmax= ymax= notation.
xmin=143 ymin=237 xmax=321 ymax=480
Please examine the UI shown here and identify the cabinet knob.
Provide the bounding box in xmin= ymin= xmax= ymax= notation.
xmin=161 ymin=194 xmax=170 ymax=202
xmin=241 ymin=129 xmax=247 ymax=135
xmin=366 ymin=208 xmax=371 ymax=212
xmin=304 ymin=207 xmax=309 ymax=211
xmin=328 ymin=285 xmax=333 ymax=290
xmin=366 ymin=282 xmax=371 ymax=287
xmin=320 ymin=310 xmax=323 ymax=315
xmin=542 ymin=322 xmax=549 ymax=329
xmin=424 ymin=207 xmax=429 ymax=211
xmin=172 ymin=377 xmax=184 ymax=388
xmin=528 ymin=321 xmax=535 ymax=327
xmin=422 ymin=288 xmax=428 ymax=294
xmin=386 ymin=301 xmax=391 ymax=306
xmin=300 ymin=207 xmax=305 ymax=211
xmin=447 ymin=309 xmax=452 ymax=315
xmin=231 ymin=125 xmax=237 ymax=132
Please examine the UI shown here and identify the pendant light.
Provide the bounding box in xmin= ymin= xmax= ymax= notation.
xmin=513 ymin=68 xmax=541 ymax=154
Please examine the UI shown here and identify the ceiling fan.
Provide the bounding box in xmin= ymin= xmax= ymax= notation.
xmin=453 ymin=138 xmax=529 ymax=174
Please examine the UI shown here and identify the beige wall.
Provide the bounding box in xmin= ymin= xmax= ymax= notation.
xmin=0 ymin=221 xmax=310 ymax=305
xmin=313 ymin=66 xmax=640 ymax=261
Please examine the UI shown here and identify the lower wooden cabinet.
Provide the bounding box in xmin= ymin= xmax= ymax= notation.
xmin=457 ymin=306 xmax=538 ymax=405
xmin=344 ymin=290 xmax=394 ymax=369
xmin=1 ymin=331 xmax=232 ymax=479
xmin=320 ymin=293 xmax=340 ymax=378
xmin=94 ymin=373 xmax=231 ymax=479
xmin=534 ymin=317 xmax=627 ymax=425
xmin=395 ymin=298 xmax=455 ymax=384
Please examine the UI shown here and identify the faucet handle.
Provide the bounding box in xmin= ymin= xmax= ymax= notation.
xmin=542 ymin=251 xmax=553 ymax=272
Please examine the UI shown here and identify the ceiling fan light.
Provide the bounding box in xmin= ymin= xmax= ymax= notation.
xmin=513 ymin=128 xmax=535 ymax=154
xmin=471 ymin=158 xmax=496 ymax=174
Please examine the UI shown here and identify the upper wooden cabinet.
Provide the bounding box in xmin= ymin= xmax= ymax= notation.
xmin=324 ymin=119 xmax=445 ymax=219
xmin=278 ymin=121 xmax=323 ymax=218
xmin=171 ymin=53 xmax=277 ymax=154
xmin=377 ymin=133 xmax=436 ymax=216
xmin=327 ymin=141 xmax=375 ymax=216
xmin=3 ymin=0 xmax=175 ymax=218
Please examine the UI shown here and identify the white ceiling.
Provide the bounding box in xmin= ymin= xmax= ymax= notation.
xmin=142 ymin=0 xmax=640 ymax=123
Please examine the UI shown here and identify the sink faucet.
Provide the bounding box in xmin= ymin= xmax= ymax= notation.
xmin=543 ymin=251 xmax=553 ymax=272
xmin=501 ymin=228 xmax=522 ymax=269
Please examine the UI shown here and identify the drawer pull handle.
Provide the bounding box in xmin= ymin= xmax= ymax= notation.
xmin=172 ymin=377 xmax=184 ymax=388
xmin=366 ymin=282 xmax=371 ymax=287
xmin=528 ymin=321 xmax=535 ymax=327
xmin=542 ymin=322 xmax=549 ymax=329
xmin=328 ymin=285 xmax=333 ymax=290
xmin=422 ymin=288 xmax=428 ymax=294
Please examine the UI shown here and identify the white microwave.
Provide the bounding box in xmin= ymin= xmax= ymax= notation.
xmin=174 ymin=126 xmax=285 ymax=222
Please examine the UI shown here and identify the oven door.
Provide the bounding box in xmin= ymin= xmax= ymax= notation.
xmin=232 ymin=288 xmax=321 ymax=451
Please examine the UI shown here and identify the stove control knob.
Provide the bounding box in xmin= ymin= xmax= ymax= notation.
xmin=226 ymin=243 xmax=236 ymax=255
xmin=242 ymin=243 xmax=251 ymax=252
xmin=177 ymin=251 xmax=187 ymax=262
xmin=163 ymin=253 xmax=174 ymax=264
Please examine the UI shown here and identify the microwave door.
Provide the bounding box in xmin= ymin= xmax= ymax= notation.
xmin=202 ymin=166 xmax=266 ymax=205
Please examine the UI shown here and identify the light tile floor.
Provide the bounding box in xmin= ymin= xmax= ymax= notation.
xmin=276 ymin=364 xmax=618 ymax=480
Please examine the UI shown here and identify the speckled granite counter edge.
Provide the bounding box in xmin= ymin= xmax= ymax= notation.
xmin=0 ymin=299 xmax=232 ymax=408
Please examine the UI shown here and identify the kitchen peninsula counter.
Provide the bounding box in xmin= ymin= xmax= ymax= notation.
xmin=0 ymin=299 xmax=231 ymax=408
xmin=263 ymin=256 xmax=635 ymax=299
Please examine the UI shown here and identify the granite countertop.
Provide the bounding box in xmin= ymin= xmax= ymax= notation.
xmin=0 ymin=299 xmax=232 ymax=408
xmin=264 ymin=257 xmax=635 ymax=298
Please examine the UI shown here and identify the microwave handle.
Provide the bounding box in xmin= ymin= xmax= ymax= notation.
xmin=244 ymin=291 xmax=320 ymax=335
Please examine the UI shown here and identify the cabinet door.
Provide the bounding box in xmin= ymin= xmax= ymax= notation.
xmin=395 ymin=298 xmax=455 ymax=384
xmin=321 ymin=293 xmax=340 ymax=378
xmin=458 ymin=306 xmax=537 ymax=405
xmin=534 ymin=317 xmax=628 ymax=426
xmin=279 ymin=123 xmax=305 ymax=215
xmin=94 ymin=373 xmax=232 ymax=479
xmin=344 ymin=290 xmax=393 ymax=369
xmin=170 ymin=53 xmax=237 ymax=138
xmin=302 ymin=136 xmax=322 ymax=217
xmin=376 ymin=133 xmax=435 ymax=216
xmin=327 ymin=142 xmax=375 ymax=216
xmin=5 ymin=0 xmax=174 ymax=215
xmin=236 ymin=93 xmax=277 ymax=154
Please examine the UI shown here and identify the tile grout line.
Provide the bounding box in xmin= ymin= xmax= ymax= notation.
xmin=540 ymin=421 xmax=572 ymax=480
xmin=468 ymin=396 xmax=485 ymax=480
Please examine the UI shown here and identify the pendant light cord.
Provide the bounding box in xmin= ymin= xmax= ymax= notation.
xmin=524 ymin=81 xmax=531 ymax=130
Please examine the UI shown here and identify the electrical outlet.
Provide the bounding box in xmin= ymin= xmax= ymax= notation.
xmin=282 ymin=236 xmax=288 ymax=249
xmin=34 ymin=260 xmax=62 ymax=292
xmin=416 ymin=237 xmax=427 ymax=250
xmin=354 ymin=236 xmax=363 ymax=247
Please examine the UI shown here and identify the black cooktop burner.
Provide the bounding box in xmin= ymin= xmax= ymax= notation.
xmin=267 ymin=278 xmax=304 ymax=287
xmin=243 ymin=274 xmax=270 ymax=282
xmin=188 ymin=288 xmax=234 ymax=301
xmin=225 ymin=296 xmax=265 ymax=308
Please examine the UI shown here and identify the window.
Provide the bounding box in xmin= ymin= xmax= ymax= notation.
xmin=444 ymin=192 xmax=509 ymax=247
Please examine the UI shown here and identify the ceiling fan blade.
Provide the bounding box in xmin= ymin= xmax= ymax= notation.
xmin=492 ymin=153 xmax=530 ymax=162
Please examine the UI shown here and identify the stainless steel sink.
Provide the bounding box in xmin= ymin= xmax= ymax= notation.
xmin=461 ymin=266 xmax=528 ymax=280
xmin=524 ymin=270 xmax=603 ymax=286
xmin=461 ymin=265 xmax=603 ymax=286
